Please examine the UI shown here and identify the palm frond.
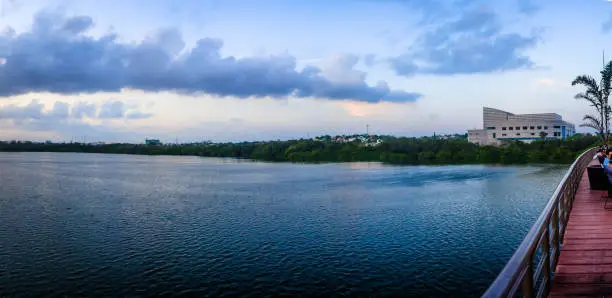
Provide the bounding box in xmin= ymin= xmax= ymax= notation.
xmin=575 ymin=92 xmax=602 ymax=108
xmin=602 ymin=61 xmax=612 ymax=95
xmin=583 ymin=114 xmax=603 ymax=125
xmin=581 ymin=123 xmax=601 ymax=130
xmin=572 ymin=75 xmax=600 ymax=91
xmin=581 ymin=114 xmax=604 ymax=134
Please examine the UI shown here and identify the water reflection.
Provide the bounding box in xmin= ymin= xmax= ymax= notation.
xmin=0 ymin=152 xmax=567 ymax=297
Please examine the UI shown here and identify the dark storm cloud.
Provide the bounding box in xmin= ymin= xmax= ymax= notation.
xmin=0 ymin=11 xmax=420 ymax=103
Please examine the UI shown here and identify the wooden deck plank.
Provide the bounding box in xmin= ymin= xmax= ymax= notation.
xmin=549 ymin=284 xmax=612 ymax=296
xmin=550 ymin=165 xmax=612 ymax=297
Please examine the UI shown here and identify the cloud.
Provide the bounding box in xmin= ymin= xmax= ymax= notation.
xmin=536 ymin=78 xmax=555 ymax=86
xmin=0 ymin=99 xmax=44 ymax=120
xmin=71 ymin=101 xmax=97 ymax=119
xmin=0 ymin=99 xmax=151 ymax=121
xmin=98 ymin=100 xmax=125 ymax=119
xmin=126 ymin=111 xmax=153 ymax=119
xmin=372 ymin=0 xmax=538 ymax=19
xmin=0 ymin=11 xmax=420 ymax=103
xmin=389 ymin=9 xmax=540 ymax=76
xmin=340 ymin=101 xmax=385 ymax=117
xmin=322 ymin=54 xmax=377 ymax=85
xmin=341 ymin=102 xmax=369 ymax=117
xmin=363 ymin=54 xmax=377 ymax=67
xmin=316 ymin=54 xmax=420 ymax=102
xmin=517 ymin=0 xmax=539 ymax=15
xmin=50 ymin=101 xmax=70 ymax=118
xmin=372 ymin=0 xmax=482 ymax=25
xmin=603 ymin=12 xmax=612 ymax=32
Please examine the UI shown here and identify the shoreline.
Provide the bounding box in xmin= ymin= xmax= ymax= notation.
xmin=0 ymin=150 xmax=575 ymax=166
xmin=0 ymin=135 xmax=596 ymax=165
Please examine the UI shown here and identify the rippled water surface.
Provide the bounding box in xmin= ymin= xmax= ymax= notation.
xmin=0 ymin=152 xmax=568 ymax=297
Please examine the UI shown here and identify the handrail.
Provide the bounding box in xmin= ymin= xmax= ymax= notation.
xmin=482 ymin=147 xmax=598 ymax=298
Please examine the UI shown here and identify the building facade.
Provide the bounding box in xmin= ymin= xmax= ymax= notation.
xmin=468 ymin=107 xmax=576 ymax=146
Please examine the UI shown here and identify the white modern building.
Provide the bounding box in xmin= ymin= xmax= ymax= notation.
xmin=468 ymin=107 xmax=576 ymax=146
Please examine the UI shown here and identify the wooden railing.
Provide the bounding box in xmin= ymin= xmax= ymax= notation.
xmin=482 ymin=147 xmax=598 ymax=298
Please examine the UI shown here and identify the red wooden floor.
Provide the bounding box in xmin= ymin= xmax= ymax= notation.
xmin=550 ymin=165 xmax=612 ymax=297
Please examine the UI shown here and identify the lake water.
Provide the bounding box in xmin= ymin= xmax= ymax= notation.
xmin=0 ymin=152 xmax=569 ymax=297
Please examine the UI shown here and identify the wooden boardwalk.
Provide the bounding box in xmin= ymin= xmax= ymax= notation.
xmin=550 ymin=163 xmax=612 ymax=297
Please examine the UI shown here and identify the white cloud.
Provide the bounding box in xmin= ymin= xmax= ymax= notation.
xmin=98 ymin=100 xmax=126 ymax=119
xmin=0 ymin=98 xmax=152 ymax=122
xmin=536 ymin=78 xmax=555 ymax=86
xmin=71 ymin=101 xmax=97 ymax=119
xmin=50 ymin=101 xmax=70 ymax=118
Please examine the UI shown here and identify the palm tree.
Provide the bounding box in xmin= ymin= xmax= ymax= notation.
xmin=572 ymin=60 xmax=612 ymax=147
xmin=580 ymin=114 xmax=604 ymax=140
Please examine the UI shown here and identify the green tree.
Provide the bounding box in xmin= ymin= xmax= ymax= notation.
xmin=435 ymin=149 xmax=453 ymax=163
xmin=572 ymin=60 xmax=612 ymax=147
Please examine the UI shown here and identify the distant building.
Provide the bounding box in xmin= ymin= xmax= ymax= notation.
xmin=468 ymin=107 xmax=576 ymax=146
xmin=145 ymin=139 xmax=162 ymax=145
xmin=436 ymin=134 xmax=463 ymax=140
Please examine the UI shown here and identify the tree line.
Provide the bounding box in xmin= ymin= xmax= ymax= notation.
xmin=0 ymin=134 xmax=598 ymax=165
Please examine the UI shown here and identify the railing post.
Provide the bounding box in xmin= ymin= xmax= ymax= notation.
xmin=522 ymin=257 xmax=534 ymax=298
xmin=542 ymin=227 xmax=551 ymax=294
xmin=559 ymin=191 xmax=566 ymax=243
xmin=551 ymin=208 xmax=560 ymax=267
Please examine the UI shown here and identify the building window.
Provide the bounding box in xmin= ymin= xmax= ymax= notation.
xmin=516 ymin=133 xmax=520 ymax=136
xmin=544 ymin=126 xmax=548 ymax=129
xmin=502 ymin=134 xmax=507 ymax=136
xmin=486 ymin=127 xmax=495 ymax=130
xmin=530 ymin=126 xmax=535 ymax=129
xmin=537 ymin=126 xmax=542 ymax=129
xmin=531 ymin=133 xmax=535 ymax=136
xmin=553 ymin=126 xmax=560 ymax=129
xmin=493 ymin=133 xmax=496 ymax=138
xmin=515 ymin=126 xmax=519 ymax=130
xmin=502 ymin=127 xmax=507 ymax=131
xmin=522 ymin=126 xmax=528 ymax=130
xmin=509 ymin=127 xmax=514 ymax=130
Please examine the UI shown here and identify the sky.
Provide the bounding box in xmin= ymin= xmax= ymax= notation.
xmin=0 ymin=0 xmax=611 ymax=143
